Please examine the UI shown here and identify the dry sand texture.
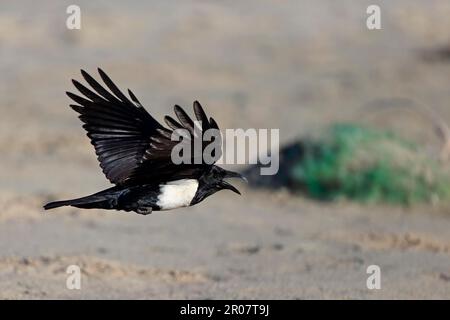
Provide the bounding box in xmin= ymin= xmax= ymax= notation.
xmin=0 ymin=0 xmax=450 ymax=298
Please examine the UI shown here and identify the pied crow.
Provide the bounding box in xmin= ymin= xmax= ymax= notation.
xmin=44 ymin=68 xmax=245 ymax=215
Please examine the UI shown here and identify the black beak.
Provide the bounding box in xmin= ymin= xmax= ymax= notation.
xmin=224 ymin=170 xmax=248 ymax=183
xmin=221 ymin=170 xmax=247 ymax=195
xmin=220 ymin=180 xmax=241 ymax=195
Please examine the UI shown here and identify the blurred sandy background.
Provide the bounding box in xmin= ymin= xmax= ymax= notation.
xmin=0 ymin=0 xmax=450 ymax=299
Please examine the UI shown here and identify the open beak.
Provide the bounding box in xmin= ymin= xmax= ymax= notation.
xmin=221 ymin=170 xmax=247 ymax=195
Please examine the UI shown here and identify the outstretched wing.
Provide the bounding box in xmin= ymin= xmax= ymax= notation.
xmin=67 ymin=68 xmax=221 ymax=186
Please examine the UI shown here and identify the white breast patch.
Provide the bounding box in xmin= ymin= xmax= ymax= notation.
xmin=156 ymin=179 xmax=199 ymax=210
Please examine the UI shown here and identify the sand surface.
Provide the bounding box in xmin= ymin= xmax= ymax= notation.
xmin=1 ymin=0 xmax=450 ymax=299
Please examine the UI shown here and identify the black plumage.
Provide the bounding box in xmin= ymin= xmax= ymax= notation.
xmin=44 ymin=68 xmax=245 ymax=215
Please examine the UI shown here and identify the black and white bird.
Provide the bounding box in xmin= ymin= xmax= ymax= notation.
xmin=44 ymin=68 xmax=245 ymax=215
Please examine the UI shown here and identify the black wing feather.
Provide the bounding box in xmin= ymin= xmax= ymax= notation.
xmin=81 ymin=69 xmax=122 ymax=104
xmin=97 ymin=68 xmax=133 ymax=104
xmin=164 ymin=115 xmax=184 ymax=131
xmin=127 ymin=89 xmax=142 ymax=106
xmin=174 ymin=105 xmax=195 ymax=132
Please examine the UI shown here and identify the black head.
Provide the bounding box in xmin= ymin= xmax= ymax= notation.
xmin=191 ymin=166 xmax=247 ymax=205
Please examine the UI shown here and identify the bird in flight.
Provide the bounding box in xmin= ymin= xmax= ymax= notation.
xmin=44 ymin=68 xmax=245 ymax=215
